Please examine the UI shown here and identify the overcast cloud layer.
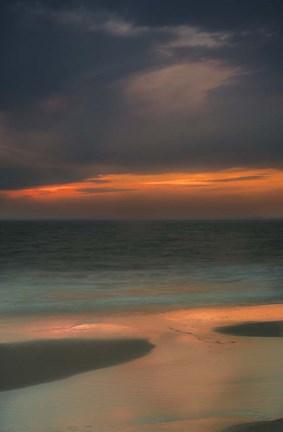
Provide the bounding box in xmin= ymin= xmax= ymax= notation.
xmin=0 ymin=0 xmax=282 ymax=190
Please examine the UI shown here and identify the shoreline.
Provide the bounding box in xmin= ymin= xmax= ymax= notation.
xmin=1 ymin=303 xmax=283 ymax=431
xmin=164 ymin=303 xmax=283 ymax=323
xmin=1 ymin=302 xmax=283 ymax=343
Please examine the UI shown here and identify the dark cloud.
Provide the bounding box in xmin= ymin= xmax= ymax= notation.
xmin=82 ymin=178 xmax=111 ymax=184
xmin=26 ymin=0 xmax=281 ymax=31
xmin=76 ymin=187 xmax=134 ymax=194
xmin=0 ymin=0 xmax=282 ymax=192
xmin=207 ymin=175 xmax=269 ymax=183
xmin=92 ymin=0 xmax=283 ymax=31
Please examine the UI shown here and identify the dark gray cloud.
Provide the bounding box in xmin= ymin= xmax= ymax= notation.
xmin=207 ymin=175 xmax=269 ymax=183
xmin=76 ymin=187 xmax=134 ymax=194
xmin=0 ymin=0 xmax=282 ymax=191
xmin=82 ymin=178 xmax=111 ymax=184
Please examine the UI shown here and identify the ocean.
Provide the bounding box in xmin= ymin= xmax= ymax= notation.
xmin=1 ymin=219 xmax=282 ymax=316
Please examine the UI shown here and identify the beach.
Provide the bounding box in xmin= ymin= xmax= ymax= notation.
xmin=1 ymin=304 xmax=283 ymax=432
xmin=0 ymin=220 xmax=282 ymax=431
xmin=1 ymin=0 xmax=282 ymax=426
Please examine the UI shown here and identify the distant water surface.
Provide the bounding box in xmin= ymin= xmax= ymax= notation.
xmin=0 ymin=220 xmax=282 ymax=316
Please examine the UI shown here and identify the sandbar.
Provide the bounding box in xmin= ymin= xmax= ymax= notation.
xmin=0 ymin=338 xmax=154 ymax=391
xmin=216 ymin=320 xmax=283 ymax=337
xmin=223 ymin=418 xmax=283 ymax=431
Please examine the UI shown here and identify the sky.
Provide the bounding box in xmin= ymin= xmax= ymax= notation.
xmin=0 ymin=0 xmax=282 ymax=219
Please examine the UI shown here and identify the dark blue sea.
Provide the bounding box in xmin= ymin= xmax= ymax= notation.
xmin=0 ymin=220 xmax=282 ymax=316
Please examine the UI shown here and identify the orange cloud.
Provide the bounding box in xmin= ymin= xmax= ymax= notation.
xmin=2 ymin=168 xmax=282 ymax=219
xmin=3 ymin=168 xmax=281 ymax=196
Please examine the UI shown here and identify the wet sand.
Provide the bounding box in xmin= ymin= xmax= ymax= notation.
xmin=0 ymin=338 xmax=154 ymax=391
xmin=216 ymin=318 xmax=283 ymax=431
xmin=223 ymin=418 xmax=283 ymax=431
xmin=1 ymin=304 xmax=283 ymax=432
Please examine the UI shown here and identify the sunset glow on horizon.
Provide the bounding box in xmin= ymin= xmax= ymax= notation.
xmin=2 ymin=168 xmax=282 ymax=219
xmin=4 ymin=168 xmax=283 ymax=198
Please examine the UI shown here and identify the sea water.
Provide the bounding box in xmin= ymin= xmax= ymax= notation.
xmin=0 ymin=219 xmax=282 ymax=316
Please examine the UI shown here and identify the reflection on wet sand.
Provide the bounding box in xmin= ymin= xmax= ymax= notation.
xmin=216 ymin=319 xmax=283 ymax=431
xmin=0 ymin=338 xmax=154 ymax=391
xmin=1 ymin=304 xmax=283 ymax=432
